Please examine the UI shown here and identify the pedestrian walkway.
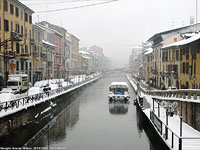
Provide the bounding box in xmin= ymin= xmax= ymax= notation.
xmin=127 ymin=74 xmax=200 ymax=150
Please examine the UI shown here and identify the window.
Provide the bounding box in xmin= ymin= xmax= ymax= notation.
xmin=25 ymin=45 xmax=28 ymax=54
xmin=25 ymin=13 xmax=28 ymax=22
xmin=194 ymin=62 xmax=196 ymax=74
xmin=25 ymin=62 xmax=28 ymax=71
xmin=21 ymin=10 xmax=23 ymax=20
xmin=4 ymin=0 xmax=8 ymax=11
xmin=15 ymin=7 xmax=19 ymax=17
xmin=29 ymin=15 xmax=32 ymax=24
xmin=16 ymin=43 xmax=20 ymax=53
xmin=11 ymin=21 xmax=13 ymax=31
xmin=21 ymin=61 xmax=24 ymax=71
xmin=16 ymin=61 xmax=19 ymax=71
xmin=21 ymin=26 xmax=23 ymax=35
xmin=176 ymin=49 xmax=179 ymax=61
xmin=183 ymin=62 xmax=185 ymax=74
xmin=4 ymin=19 xmax=9 ymax=31
xmin=15 ymin=24 xmax=20 ymax=33
xmin=180 ymin=49 xmax=182 ymax=60
xmin=186 ymin=47 xmax=189 ymax=60
xmin=0 ymin=17 xmax=1 ymax=30
xmin=10 ymin=4 xmax=14 ymax=14
xmin=186 ymin=62 xmax=189 ymax=74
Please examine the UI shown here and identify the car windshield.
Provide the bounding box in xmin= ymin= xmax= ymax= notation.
xmin=8 ymin=81 xmax=18 ymax=86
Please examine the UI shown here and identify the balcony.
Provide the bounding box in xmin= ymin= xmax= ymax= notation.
xmin=20 ymin=53 xmax=29 ymax=60
xmin=4 ymin=49 xmax=16 ymax=59
xmin=33 ymin=49 xmax=39 ymax=57
xmin=30 ymin=39 xmax=35 ymax=45
xmin=11 ymin=31 xmax=23 ymax=41
xmin=48 ymin=61 xmax=53 ymax=66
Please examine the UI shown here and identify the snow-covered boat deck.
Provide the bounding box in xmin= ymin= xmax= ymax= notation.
xmin=127 ymin=74 xmax=200 ymax=150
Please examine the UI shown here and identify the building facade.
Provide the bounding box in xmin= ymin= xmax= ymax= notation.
xmin=0 ymin=0 xmax=34 ymax=86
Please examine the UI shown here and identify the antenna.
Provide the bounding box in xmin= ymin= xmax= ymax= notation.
xmin=196 ymin=0 xmax=198 ymax=24
xmin=37 ymin=15 xmax=39 ymax=23
xmin=46 ymin=6 xmax=48 ymax=22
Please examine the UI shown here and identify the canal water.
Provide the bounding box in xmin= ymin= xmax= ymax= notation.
xmin=1 ymin=71 xmax=165 ymax=149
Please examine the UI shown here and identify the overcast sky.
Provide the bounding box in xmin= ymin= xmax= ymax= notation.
xmin=21 ymin=0 xmax=200 ymax=67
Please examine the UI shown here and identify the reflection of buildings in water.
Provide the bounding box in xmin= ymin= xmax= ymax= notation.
xmin=109 ymin=103 xmax=129 ymax=115
xmin=47 ymin=100 xmax=80 ymax=143
xmin=67 ymin=101 xmax=80 ymax=128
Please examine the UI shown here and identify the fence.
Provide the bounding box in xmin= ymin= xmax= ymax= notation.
xmin=0 ymin=76 xmax=99 ymax=116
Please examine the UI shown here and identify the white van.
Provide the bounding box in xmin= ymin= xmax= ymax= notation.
xmin=7 ymin=74 xmax=28 ymax=92
xmin=108 ymin=82 xmax=130 ymax=102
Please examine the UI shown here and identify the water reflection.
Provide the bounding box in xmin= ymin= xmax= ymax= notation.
xmin=32 ymin=100 xmax=80 ymax=147
xmin=108 ymin=102 xmax=129 ymax=115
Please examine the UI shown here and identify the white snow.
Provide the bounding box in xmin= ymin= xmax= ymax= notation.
xmin=127 ymin=74 xmax=200 ymax=150
xmin=27 ymin=87 xmax=43 ymax=96
xmin=0 ymin=93 xmax=16 ymax=103
xmin=0 ymin=73 xmax=101 ymax=118
xmin=162 ymin=33 xmax=200 ymax=49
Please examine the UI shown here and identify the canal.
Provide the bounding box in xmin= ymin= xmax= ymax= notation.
xmin=1 ymin=71 xmax=164 ymax=149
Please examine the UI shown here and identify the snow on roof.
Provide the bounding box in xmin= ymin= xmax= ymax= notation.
xmin=110 ymin=82 xmax=128 ymax=86
xmin=37 ymin=24 xmax=63 ymax=37
xmin=144 ymin=48 xmax=153 ymax=55
xmin=82 ymin=55 xmax=91 ymax=60
xmin=42 ymin=40 xmax=57 ymax=48
xmin=79 ymin=50 xmax=90 ymax=55
xmin=162 ymin=33 xmax=200 ymax=49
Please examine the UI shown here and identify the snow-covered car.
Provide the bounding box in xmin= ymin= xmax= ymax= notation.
xmin=27 ymin=87 xmax=43 ymax=96
xmin=108 ymin=82 xmax=130 ymax=102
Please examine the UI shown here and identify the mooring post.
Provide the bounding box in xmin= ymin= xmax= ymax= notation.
xmin=165 ymin=108 xmax=168 ymax=140
xmin=179 ymin=116 xmax=183 ymax=150
xmin=158 ymin=102 xmax=160 ymax=118
xmin=153 ymin=98 xmax=154 ymax=112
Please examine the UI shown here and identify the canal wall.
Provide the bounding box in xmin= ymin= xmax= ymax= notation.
xmin=0 ymin=76 xmax=100 ymax=139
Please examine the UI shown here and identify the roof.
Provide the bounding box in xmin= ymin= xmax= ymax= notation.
xmin=42 ymin=40 xmax=57 ymax=48
xmin=110 ymin=82 xmax=128 ymax=87
xmin=14 ymin=0 xmax=34 ymax=14
xmin=162 ymin=33 xmax=200 ymax=49
xmin=81 ymin=55 xmax=92 ymax=60
xmin=37 ymin=24 xmax=63 ymax=37
xmin=79 ymin=50 xmax=90 ymax=55
xmin=148 ymin=23 xmax=200 ymax=42
xmin=144 ymin=48 xmax=153 ymax=55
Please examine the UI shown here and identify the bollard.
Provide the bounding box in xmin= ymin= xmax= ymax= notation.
xmin=165 ymin=108 xmax=168 ymax=140
xmin=158 ymin=103 xmax=160 ymax=118
xmin=171 ymin=132 xmax=174 ymax=148
xmin=179 ymin=138 xmax=182 ymax=150
xmin=180 ymin=116 xmax=182 ymax=137
xmin=153 ymin=99 xmax=154 ymax=112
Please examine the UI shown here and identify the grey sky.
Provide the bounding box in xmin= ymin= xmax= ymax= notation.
xmin=22 ymin=0 xmax=199 ymax=67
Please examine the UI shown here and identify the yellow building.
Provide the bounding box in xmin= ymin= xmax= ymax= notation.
xmin=0 ymin=0 xmax=34 ymax=85
xmin=162 ymin=34 xmax=200 ymax=89
xmin=179 ymin=36 xmax=200 ymax=89
xmin=68 ymin=33 xmax=80 ymax=74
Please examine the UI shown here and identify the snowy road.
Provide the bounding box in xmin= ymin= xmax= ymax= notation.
xmin=1 ymin=71 xmax=166 ymax=149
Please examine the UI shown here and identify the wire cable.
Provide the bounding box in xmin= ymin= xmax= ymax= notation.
xmin=35 ymin=0 xmax=118 ymax=13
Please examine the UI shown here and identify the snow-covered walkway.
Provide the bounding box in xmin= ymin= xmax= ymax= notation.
xmin=127 ymin=74 xmax=200 ymax=150
xmin=0 ymin=75 xmax=101 ymax=119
